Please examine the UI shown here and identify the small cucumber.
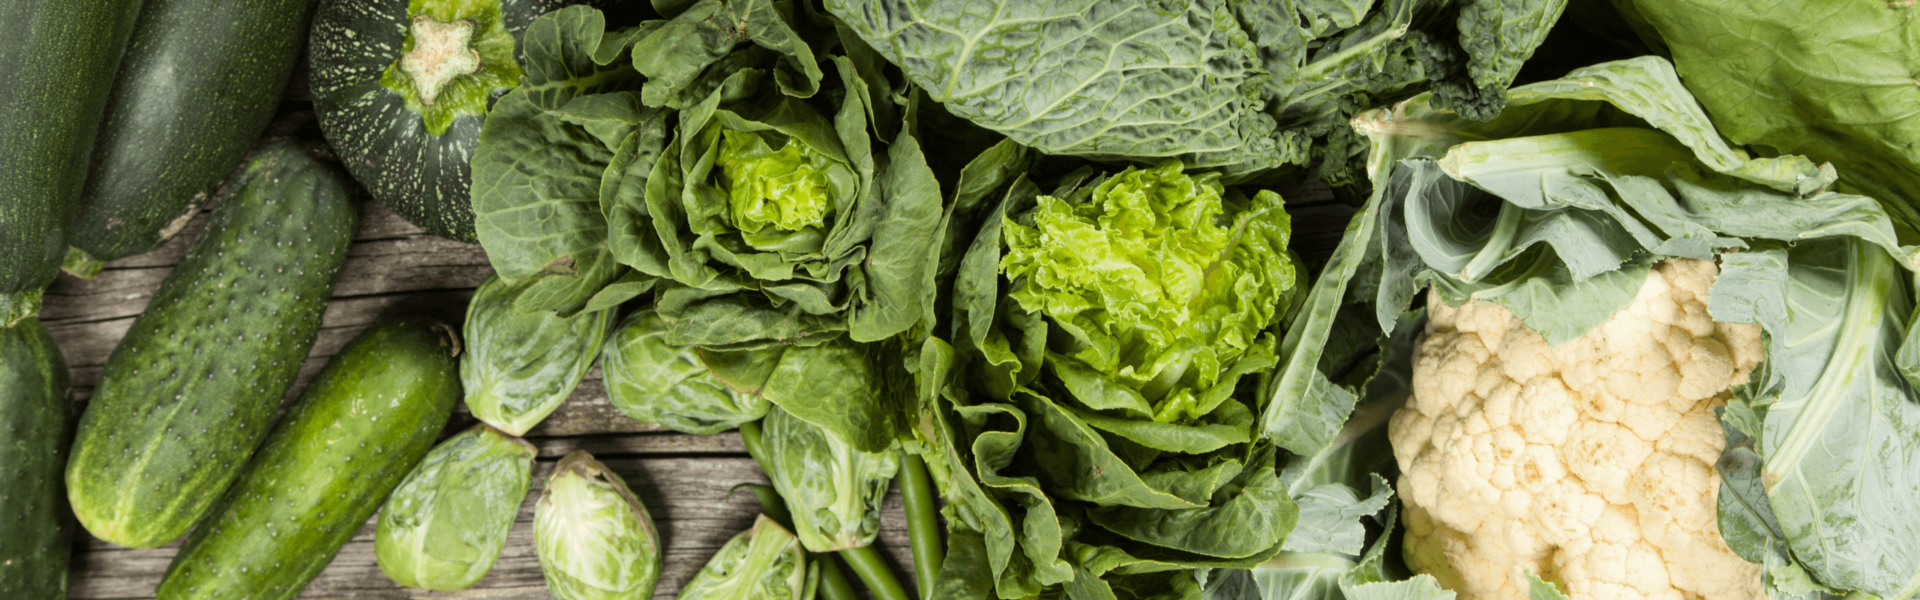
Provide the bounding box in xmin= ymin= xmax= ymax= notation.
xmin=157 ymin=319 xmax=462 ymax=600
xmin=0 ymin=318 xmax=73 ymax=597
xmin=66 ymin=141 xmax=359 ymax=549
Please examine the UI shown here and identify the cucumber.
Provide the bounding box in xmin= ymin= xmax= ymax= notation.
xmin=0 ymin=0 xmax=146 ymax=319
xmin=66 ymin=141 xmax=360 ymax=549
xmin=0 ymin=318 xmax=73 ymax=598
xmin=66 ymin=0 xmax=319 ymax=273
xmin=157 ymin=319 xmax=462 ymax=600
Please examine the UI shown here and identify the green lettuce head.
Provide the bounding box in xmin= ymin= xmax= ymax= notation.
xmin=753 ymin=407 xmax=898 ymax=552
xmin=715 ymin=129 xmax=851 ymax=253
xmin=908 ymin=160 xmax=1305 ymax=597
xmin=998 ymin=160 xmax=1295 ymax=422
xmin=680 ymin=514 xmax=812 ymax=600
xmin=534 ymin=450 xmax=663 ymax=600
xmin=376 ymin=424 xmax=536 ymax=591
xmin=601 ymin=309 xmax=770 ymax=434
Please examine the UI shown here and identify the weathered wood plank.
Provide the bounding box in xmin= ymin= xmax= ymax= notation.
xmin=70 ymin=455 xmax=916 ymax=599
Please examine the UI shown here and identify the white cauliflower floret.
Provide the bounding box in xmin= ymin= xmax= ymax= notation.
xmin=1391 ymin=258 xmax=1766 ymax=600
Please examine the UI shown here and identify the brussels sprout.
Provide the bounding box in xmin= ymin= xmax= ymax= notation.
xmin=376 ymin=424 xmax=536 ymax=591
xmin=534 ymin=450 xmax=663 ymax=600
xmin=602 ymin=310 xmax=769 ymax=434
xmin=757 ymin=408 xmax=898 ymax=552
xmin=462 ymin=274 xmax=616 ymax=435
xmin=681 ymin=514 xmax=813 ymax=600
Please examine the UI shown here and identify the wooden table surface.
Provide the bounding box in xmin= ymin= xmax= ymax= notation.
xmin=46 ymin=171 xmax=1352 ymax=598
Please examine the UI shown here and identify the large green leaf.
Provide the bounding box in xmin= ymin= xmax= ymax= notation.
xmin=1718 ymin=239 xmax=1920 ymax=597
xmin=1626 ymin=0 xmax=1920 ymax=241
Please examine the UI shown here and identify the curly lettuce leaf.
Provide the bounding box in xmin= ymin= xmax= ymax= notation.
xmin=1000 ymin=161 xmax=1294 ymax=423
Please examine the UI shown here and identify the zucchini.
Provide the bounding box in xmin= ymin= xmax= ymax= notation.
xmin=66 ymin=141 xmax=359 ymax=549
xmin=0 ymin=318 xmax=73 ymax=598
xmin=0 ymin=0 xmax=145 ymax=319
xmin=157 ymin=319 xmax=462 ymax=600
xmin=309 ymin=0 xmax=571 ymax=242
xmin=66 ymin=0 xmax=320 ymax=274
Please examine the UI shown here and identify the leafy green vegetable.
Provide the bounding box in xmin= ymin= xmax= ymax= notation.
xmin=376 ymin=424 xmax=536 ymax=591
xmin=1328 ymin=56 xmax=1920 ymax=598
xmin=1622 ymin=0 xmax=1920 ymax=245
xmin=999 ymin=161 xmax=1294 ymax=423
xmin=824 ymin=0 xmax=1569 ymax=185
xmin=534 ymin=450 xmax=663 ymax=600
xmin=905 ymin=160 xmax=1315 ymax=598
xmin=754 ymin=407 xmax=899 ymax=553
xmin=602 ymin=309 xmax=770 ymax=434
xmin=680 ymin=515 xmax=813 ymax=600
xmin=461 ymin=273 xmax=616 ymax=436
xmin=471 ymin=6 xmax=669 ymax=315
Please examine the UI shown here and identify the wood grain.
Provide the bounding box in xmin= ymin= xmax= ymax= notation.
xmin=47 ymin=174 xmax=1345 ymax=598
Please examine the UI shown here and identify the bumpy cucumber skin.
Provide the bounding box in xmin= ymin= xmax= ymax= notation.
xmin=157 ymin=319 xmax=462 ymax=600
xmin=0 ymin=0 xmax=144 ymax=300
xmin=0 ymin=318 xmax=72 ymax=597
xmin=66 ymin=142 xmax=359 ymax=549
xmin=71 ymin=0 xmax=319 ymax=263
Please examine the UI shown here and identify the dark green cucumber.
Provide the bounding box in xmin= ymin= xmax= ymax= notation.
xmin=309 ymin=0 xmax=572 ymax=242
xmin=66 ymin=141 xmax=359 ymax=549
xmin=0 ymin=318 xmax=73 ymax=597
xmin=66 ymin=0 xmax=320 ymax=273
xmin=0 ymin=0 xmax=146 ymax=319
xmin=158 ymin=319 xmax=462 ymax=600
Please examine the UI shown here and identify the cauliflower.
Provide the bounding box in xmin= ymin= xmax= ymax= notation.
xmin=1389 ymin=258 xmax=1768 ymax=600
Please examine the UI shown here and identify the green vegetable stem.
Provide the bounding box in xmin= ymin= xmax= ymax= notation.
xmin=898 ymin=451 xmax=942 ymax=600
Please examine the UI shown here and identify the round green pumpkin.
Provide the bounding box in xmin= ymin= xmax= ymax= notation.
xmin=309 ymin=0 xmax=568 ymax=242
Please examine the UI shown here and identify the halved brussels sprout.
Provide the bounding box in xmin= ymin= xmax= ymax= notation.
xmin=757 ymin=408 xmax=898 ymax=552
xmin=681 ymin=514 xmax=813 ymax=600
xmin=534 ymin=450 xmax=662 ymax=600
xmin=602 ymin=309 xmax=769 ymax=434
xmin=376 ymin=424 xmax=536 ymax=591
xmin=462 ymin=274 xmax=615 ymax=435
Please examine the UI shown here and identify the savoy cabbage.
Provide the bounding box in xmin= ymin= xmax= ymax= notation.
xmin=823 ymin=0 xmax=1567 ymax=186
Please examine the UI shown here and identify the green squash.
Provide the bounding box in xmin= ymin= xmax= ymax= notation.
xmin=309 ymin=0 xmax=571 ymax=242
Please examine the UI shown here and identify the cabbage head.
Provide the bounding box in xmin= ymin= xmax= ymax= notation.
xmin=376 ymin=424 xmax=536 ymax=591
xmin=462 ymin=274 xmax=614 ymax=436
xmin=754 ymin=407 xmax=898 ymax=553
xmin=680 ymin=514 xmax=812 ymax=600
xmin=602 ymin=309 xmax=769 ymax=434
xmin=534 ymin=450 xmax=662 ymax=600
